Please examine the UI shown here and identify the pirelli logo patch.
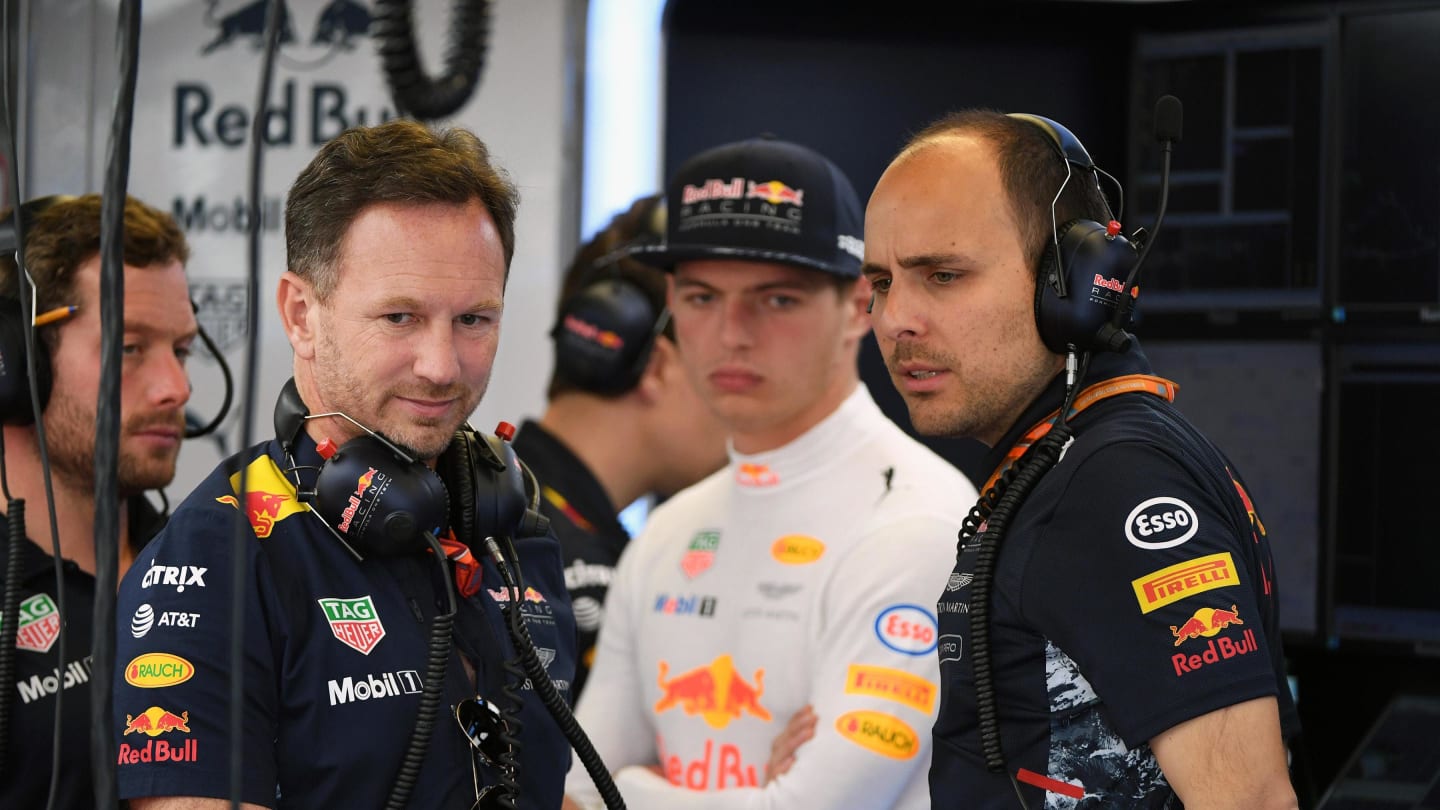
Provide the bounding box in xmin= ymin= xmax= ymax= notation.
xmin=1131 ymin=552 xmax=1239 ymax=613
xmin=844 ymin=664 xmax=936 ymax=713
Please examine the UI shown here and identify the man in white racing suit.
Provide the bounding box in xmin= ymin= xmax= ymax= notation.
xmin=564 ymin=136 xmax=977 ymax=810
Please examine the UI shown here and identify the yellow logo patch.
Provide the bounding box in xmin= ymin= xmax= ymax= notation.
xmin=770 ymin=535 xmax=825 ymax=565
xmin=834 ymin=710 xmax=919 ymax=760
xmin=844 ymin=665 xmax=937 ymax=713
xmin=124 ymin=652 xmax=194 ymax=688
xmin=1131 ymin=552 xmax=1238 ymax=613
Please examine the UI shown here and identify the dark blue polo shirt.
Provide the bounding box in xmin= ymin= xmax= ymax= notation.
xmin=1 ymin=498 xmax=160 ymax=809
xmin=112 ymin=434 xmax=576 ymax=809
xmin=930 ymin=346 xmax=1300 ymax=808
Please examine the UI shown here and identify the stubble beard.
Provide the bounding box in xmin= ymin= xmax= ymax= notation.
xmin=312 ymin=330 xmax=487 ymax=461
xmin=44 ymin=395 xmax=181 ymax=498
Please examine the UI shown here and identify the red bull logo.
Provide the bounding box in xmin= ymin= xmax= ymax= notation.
xmin=562 ymin=313 xmax=625 ymax=351
xmin=1172 ymin=626 xmax=1259 ymax=677
xmin=122 ymin=705 xmax=192 ymax=737
xmin=12 ymin=593 xmax=60 ymax=653
xmin=659 ymin=736 xmax=761 ymax=790
xmin=215 ymin=455 xmax=305 ymax=538
xmin=118 ymin=707 xmax=198 ymax=766
xmin=1229 ymin=469 xmax=1267 ymax=539
xmin=681 ymin=177 xmax=744 ymax=204
xmin=1170 ymin=605 xmax=1245 ymax=646
xmin=654 ymin=654 xmax=771 ymax=729
xmin=337 ymin=467 xmax=379 ymax=533
xmin=736 ymin=463 xmax=778 ymax=487
xmin=1132 ymin=552 xmax=1239 ymax=613
xmin=745 ymin=180 xmax=805 ymax=207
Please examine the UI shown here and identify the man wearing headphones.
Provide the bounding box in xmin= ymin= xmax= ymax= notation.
xmin=0 ymin=194 xmax=197 ymax=809
xmin=863 ymin=111 xmax=1299 ymax=807
xmin=112 ymin=120 xmax=575 ymax=809
xmin=514 ymin=194 xmax=727 ymax=698
xmin=564 ymin=137 xmax=975 ymax=810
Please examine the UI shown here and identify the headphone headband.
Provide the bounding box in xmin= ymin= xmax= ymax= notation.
xmin=1006 ymin=113 xmax=1095 ymax=170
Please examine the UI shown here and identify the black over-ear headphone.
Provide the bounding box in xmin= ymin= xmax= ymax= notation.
xmin=1008 ymin=113 xmax=1139 ymax=355
xmin=549 ymin=199 xmax=671 ymax=396
xmin=0 ymin=196 xmax=76 ymax=424
xmin=274 ymin=378 xmax=548 ymax=558
xmin=549 ymin=274 xmax=669 ymax=396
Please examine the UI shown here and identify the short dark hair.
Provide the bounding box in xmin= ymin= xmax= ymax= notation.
xmin=0 ymin=194 xmax=190 ymax=325
xmin=904 ymin=110 xmax=1113 ymax=275
xmin=285 ymin=119 xmax=520 ymax=300
xmin=546 ymin=195 xmax=670 ymax=401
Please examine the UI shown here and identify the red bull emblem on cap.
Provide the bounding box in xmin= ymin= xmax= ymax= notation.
xmin=681 ymin=530 xmax=720 ymax=579
xmin=12 ymin=593 xmax=60 ymax=653
xmin=318 ymin=595 xmax=387 ymax=655
xmin=654 ymin=654 xmax=772 ymax=730
xmin=746 ymin=180 xmax=804 ymax=207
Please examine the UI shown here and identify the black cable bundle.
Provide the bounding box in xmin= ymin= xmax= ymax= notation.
xmin=0 ymin=496 xmax=23 ymax=769
xmin=372 ymin=0 xmax=492 ymax=121
xmin=962 ymin=353 xmax=1091 ymax=810
xmin=384 ymin=536 xmax=459 ymax=810
xmin=486 ymin=537 xmax=627 ymax=810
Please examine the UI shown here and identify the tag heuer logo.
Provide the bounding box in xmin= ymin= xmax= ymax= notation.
xmin=13 ymin=593 xmax=60 ymax=653
xmin=318 ymin=596 xmax=386 ymax=655
xmin=681 ymin=531 xmax=720 ymax=579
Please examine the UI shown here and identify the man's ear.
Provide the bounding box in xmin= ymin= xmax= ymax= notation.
xmin=634 ymin=335 xmax=679 ymax=406
xmin=843 ymin=275 xmax=874 ymax=343
xmin=277 ymin=271 xmax=319 ymax=360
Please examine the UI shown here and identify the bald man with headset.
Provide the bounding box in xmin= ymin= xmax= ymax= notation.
xmin=863 ymin=110 xmax=1300 ymax=808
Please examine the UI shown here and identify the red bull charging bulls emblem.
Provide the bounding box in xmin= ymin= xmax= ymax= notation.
xmin=118 ymin=705 xmax=199 ymax=766
xmin=1170 ymin=605 xmax=1259 ymax=677
xmin=216 ymin=455 xmax=305 ymax=538
xmin=654 ymin=654 xmax=772 ymax=730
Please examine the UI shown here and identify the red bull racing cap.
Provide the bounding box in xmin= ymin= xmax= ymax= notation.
xmin=629 ymin=136 xmax=865 ymax=279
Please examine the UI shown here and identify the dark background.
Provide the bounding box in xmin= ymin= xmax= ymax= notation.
xmin=661 ymin=0 xmax=1440 ymax=803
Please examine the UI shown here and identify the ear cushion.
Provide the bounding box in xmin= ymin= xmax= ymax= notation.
xmin=436 ymin=427 xmax=480 ymax=545
xmin=551 ymin=277 xmax=661 ymax=396
xmin=1035 ymin=219 xmax=1138 ymax=353
xmin=1033 ymin=219 xmax=1085 ymax=346
xmin=313 ymin=434 xmax=450 ymax=556
xmin=0 ymin=301 xmax=52 ymax=426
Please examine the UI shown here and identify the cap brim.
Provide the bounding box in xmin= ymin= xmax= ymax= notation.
xmin=625 ymin=242 xmax=859 ymax=278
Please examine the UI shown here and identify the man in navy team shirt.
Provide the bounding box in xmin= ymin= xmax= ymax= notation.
xmin=113 ymin=119 xmax=576 ymax=809
xmin=862 ymin=110 xmax=1301 ymax=808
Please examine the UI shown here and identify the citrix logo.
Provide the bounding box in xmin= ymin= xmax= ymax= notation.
xmin=140 ymin=562 xmax=208 ymax=593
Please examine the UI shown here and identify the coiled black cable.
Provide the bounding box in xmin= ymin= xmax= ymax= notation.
xmin=493 ymin=639 xmax=526 ymax=810
xmin=486 ymin=536 xmax=627 ymax=810
xmin=372 ymin=0 xmax=492 ymax=121
xmin=384 ymin=534 xmax=460 ymax=810
xmin=965 ymin=353 xmax=1088 ymax=810
xmin=0 ymin=496 xmax=22 ymax=770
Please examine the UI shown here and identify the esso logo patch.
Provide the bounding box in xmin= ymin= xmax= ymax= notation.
xmin=1125 ymin=497 xmax=1199 ymax=550
xmin=874 ymin=604 xmax=938 ymax=656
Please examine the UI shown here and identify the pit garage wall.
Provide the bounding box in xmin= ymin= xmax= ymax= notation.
xmin=21 ymin=0 xmax=584 ymax=503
